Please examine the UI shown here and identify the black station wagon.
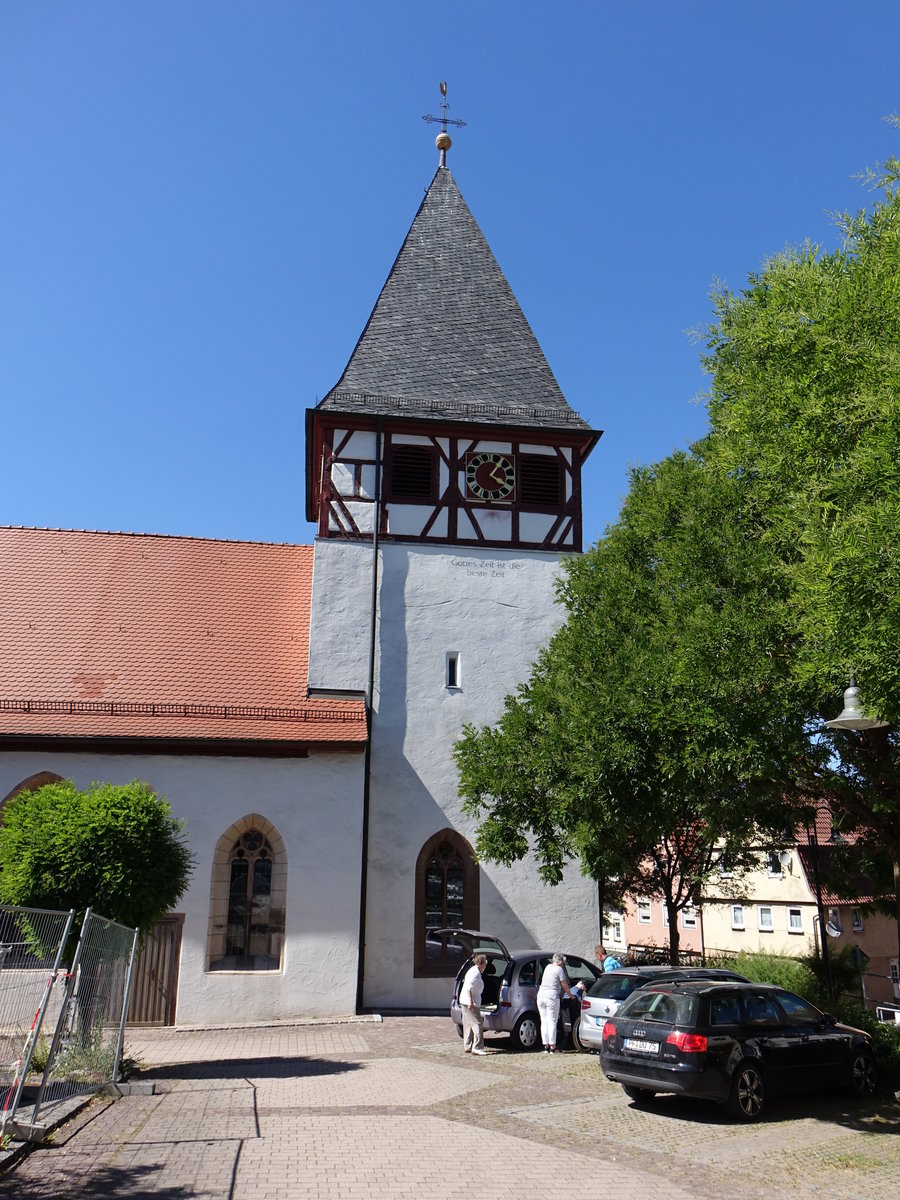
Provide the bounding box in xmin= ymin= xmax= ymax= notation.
xmin=600 ymin=980 xmax=877 ymax=1121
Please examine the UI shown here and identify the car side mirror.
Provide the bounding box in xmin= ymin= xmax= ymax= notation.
xmin=823 ymin=1012 xmax=837 ymax=1026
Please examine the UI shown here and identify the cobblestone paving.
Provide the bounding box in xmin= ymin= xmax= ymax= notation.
xmin=1 ymin=1017 xmax=897 ymax=1198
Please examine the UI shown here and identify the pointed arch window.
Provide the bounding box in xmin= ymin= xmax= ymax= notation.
xmin=207 ymin=816 xmax=286 ymax=972
xmin=414 ymin=830 xmax=479 ymax=977
xmin=226 ymin=831 xmax=275 ymax=965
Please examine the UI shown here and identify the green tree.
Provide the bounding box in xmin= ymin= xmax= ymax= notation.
xmin=0 ymin=778 xmax=193 ymax=932
xmin=701 ymin=154 xmax=900 ymax=960
xmin=456 ymin=453 xmax=808 ymax=961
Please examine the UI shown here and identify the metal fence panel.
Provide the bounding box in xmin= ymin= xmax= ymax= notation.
xmin=0 ymin=905 xmax=74 ymax=1138
xmin=0 ymin=905 xmax=138 ymax=1142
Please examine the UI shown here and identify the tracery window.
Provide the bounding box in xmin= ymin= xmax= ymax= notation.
xmin=207 ymin=815 xmax=286 ymax=972
xmin=414 ymin=830 xmax=479 ymax=977
xmin=225 ymin=831 xmax=275 ymax=965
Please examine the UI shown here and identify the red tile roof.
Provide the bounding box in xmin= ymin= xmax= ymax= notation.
xmin=0 ymin=527 xmax=366 ymax=748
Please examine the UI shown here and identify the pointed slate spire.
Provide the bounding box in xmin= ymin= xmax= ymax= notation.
xmin=317 ymin=167 xmax=589 ymax=431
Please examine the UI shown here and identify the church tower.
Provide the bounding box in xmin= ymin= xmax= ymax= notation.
xmin=306 ymin=118 xmax=602 ymax=1011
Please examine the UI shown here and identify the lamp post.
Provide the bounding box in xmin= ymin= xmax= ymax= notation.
xmin=822 ymin=674 xmax=896 ymax=1002
xmin=804 ymin=808 xmax=840 ymax=1004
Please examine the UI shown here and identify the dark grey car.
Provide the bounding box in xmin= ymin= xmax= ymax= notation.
xmin=600 ymin=979 xmax=877 ymax=1121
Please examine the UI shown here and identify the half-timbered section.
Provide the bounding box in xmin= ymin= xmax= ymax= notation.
xmin=309 ymin=416 xmax=595 ymax=550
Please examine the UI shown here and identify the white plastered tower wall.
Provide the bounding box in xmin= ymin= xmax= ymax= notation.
xmin=308 ymin=535 xmax=600 ymax=1010
xmin=0 ymin=749 xmax=365 ymax=1025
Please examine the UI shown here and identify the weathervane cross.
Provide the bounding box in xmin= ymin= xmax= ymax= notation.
xmin=423 ymin=81 xmax=466 ymax=166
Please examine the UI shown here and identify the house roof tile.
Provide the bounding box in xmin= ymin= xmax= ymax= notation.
xmin=0 ymin=526 xmax=366 ymax=748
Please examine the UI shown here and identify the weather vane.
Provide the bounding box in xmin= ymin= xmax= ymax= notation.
xmin=423 ymin=81 xmax=466 ymax=167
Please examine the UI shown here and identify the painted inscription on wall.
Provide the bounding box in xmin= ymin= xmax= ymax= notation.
xmin=450 ymin=558 xmax=525 ymax=579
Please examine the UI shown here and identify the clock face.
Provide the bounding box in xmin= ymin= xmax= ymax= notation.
xmin=465 ymin=452 xmax=516 ymax=502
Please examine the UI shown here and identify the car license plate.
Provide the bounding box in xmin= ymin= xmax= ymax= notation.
xmin=623 ymin=1037 xmax=659 ymax=1054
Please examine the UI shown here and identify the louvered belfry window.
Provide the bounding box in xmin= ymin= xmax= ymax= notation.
xmin=389 ymin=444 xmax=436 ymax=501
xmin=519 ymin=454 xmax=562 ymax=506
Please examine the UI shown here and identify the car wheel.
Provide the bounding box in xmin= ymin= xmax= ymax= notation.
xmin=848 ymin=1048 xmax=877 ymax=1098
xmin=726 ymin=1061 xmax=765 ymax=1122
xmin=622 ymin=1085 xmax=656 ymax=1107
xmin=571 ymin=1016 xmax=586 ymax=1053
xmin=511 ymin=1012 xmax=541 ymax=1050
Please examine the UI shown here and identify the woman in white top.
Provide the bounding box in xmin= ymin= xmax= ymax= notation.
xmin=536 ymin=952 xmax=575 ymax=1053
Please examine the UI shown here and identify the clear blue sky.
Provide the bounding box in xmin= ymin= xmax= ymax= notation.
xmin=2 ymin=2 xmax=897 ymax=547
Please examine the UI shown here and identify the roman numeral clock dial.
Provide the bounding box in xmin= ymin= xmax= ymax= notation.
xmin=465 ymin=452 xmax=516 ymax=502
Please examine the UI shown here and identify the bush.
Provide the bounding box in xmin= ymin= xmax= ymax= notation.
xmin=728 ymin=951 xmax=827 ymax=1007
xmin=0 ymin=779 xmax=193 ymax=932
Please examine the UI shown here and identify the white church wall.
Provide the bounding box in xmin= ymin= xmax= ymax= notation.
xmin=360 ymin=542 xmax=599 ymax=1010
xmin=308 ymin=537 xmax=373 ymax=694
xmin=0 ymin=749 xmax=365 ymax=1025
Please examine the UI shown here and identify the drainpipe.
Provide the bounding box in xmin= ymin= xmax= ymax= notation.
xmin=356 ymin=418 xmax=382 ymax=1013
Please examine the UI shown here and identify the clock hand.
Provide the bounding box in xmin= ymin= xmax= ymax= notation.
xmin=490 ymin=465 xmax=507 ymax=485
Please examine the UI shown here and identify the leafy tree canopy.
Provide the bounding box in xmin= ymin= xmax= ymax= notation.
xmin=455 ymin=452 xmax=810 ymax=957
xmin=0 ymin=779 xmax=193 ymax=932
xmin=702 ymin=159 xmax=900 ymax=925
xmin=703 ymin=166 xmax=900 ymax=719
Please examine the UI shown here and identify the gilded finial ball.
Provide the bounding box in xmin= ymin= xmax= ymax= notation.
xmin=435 ymin=131 xmax=452 ymax=152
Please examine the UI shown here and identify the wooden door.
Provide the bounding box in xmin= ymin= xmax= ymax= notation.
xmin=126 ymin=913 xmax=184 ymax=1026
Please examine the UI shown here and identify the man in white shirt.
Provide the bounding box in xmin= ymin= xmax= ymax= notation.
xmin=459 ymin=953 xmax=488 ymax=1054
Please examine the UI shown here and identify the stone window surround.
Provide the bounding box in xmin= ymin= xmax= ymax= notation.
xmin=206 ymin=812 xmax=287 ymax=972
xmin=413 ymin=827 xmax=479 ymax=978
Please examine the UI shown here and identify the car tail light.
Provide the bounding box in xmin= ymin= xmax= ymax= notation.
xmin=602 ymin=1020 xmax=616 ymax=1042
xmin=581 ymin=997 xmax=591 ymax=1011
xmin=500 ymin=1000 xmax=511 ymax=1008
xmin=665 ymin=1030 xmax=707 ymax=1053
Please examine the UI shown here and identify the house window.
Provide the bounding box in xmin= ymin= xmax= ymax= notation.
xmin=682 ymin=904 xmax=697 ymax=931
xmin=828 ymin=907 xmax=842 ymax=934
xmin=519 ymin=454 xmax=562 ymax=506
xmin=662 ymin=905 xmax=670 ymax=927
xmin=602 ymin=915 xmax=624 ymax=945
xmin=718 ymin=855 xmax=734 ymax=878
xmin=758 ymin=906 xmax=774 ymax=931
xmin=787 ymin=907 xmax=804 ymax=933
xmin=415 ymin=830 xmax=479 ymax=976
xmin=766 ymin=850 xmax=782 ymax=877
xmin=446 ymin=651 xmax=460 ymax=689
xmin=637 ymin=898 xmax=652 ymax=925
xmin=852 ymin=908 xmax=864 ymax=932
xmin=388 ymin=443 xmax=436 ymax=501
xmin=891 ymin=960 xmax=899 ymax=987
xmin=731 ymin=904 xmax=745 ymax=930
xmin=207 ymin=816 xmax=286 ymax=972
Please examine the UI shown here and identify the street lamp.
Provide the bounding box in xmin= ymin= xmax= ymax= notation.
xmin=823 ymin=674 xmax=889 ymax=732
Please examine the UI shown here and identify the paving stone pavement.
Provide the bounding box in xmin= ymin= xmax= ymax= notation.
xmin=1 ymin=1016 xmax=898 ymax=1199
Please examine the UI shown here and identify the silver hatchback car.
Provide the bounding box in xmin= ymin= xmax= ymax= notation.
xmin=577 ymin=965 xmax=750 ymax=1052
xmin=442 ymin=929 xmax=602 ymax=1050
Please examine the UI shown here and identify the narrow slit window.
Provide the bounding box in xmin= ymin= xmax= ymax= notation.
xmin=446 ymin=651 xmax=460 ymax=689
